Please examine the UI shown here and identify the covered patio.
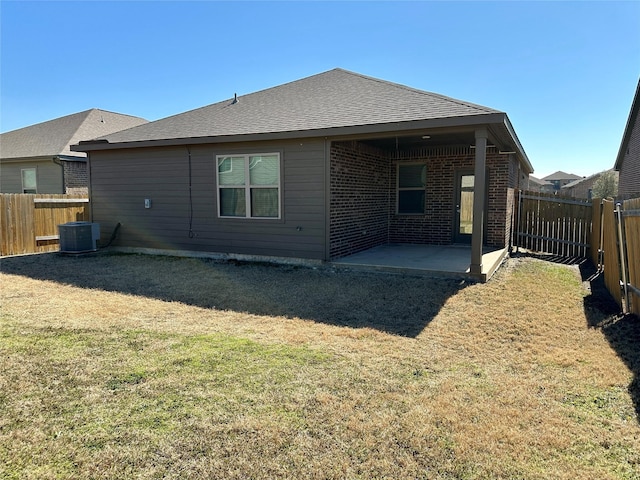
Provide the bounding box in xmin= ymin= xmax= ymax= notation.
xmin=331 ymin=244 xmax=509 ymax=282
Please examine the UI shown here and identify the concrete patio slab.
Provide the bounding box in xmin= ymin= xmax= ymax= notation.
xmin=331 ymin=244 xmax=508 ymax=281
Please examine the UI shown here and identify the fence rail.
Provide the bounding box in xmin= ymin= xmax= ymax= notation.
xmin=591 ymin=197 xmax=640 ymax=317
xmin=514 ymin=190 xmax=638 ymax=317
xmin=0 ymin=194 xmax=89 ymax=256
xmin=514 ymin=190 xmax=592 ymax=258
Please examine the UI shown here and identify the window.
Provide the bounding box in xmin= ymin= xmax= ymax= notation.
xmin=21 ymin=168 xmax=37 ymax=194
xmin=216 ymin=153 xmax=280 ymax=218
xmin=397 ymin=163 xmax=426 ymax=214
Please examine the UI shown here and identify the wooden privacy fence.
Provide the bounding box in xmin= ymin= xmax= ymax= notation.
xmin=514 ymin=190 xmax=592 ymax=258
xmin=0 ymin=194 xmax=89 ymax=256
xmin=592 ymin=197 xmax=640 ymax=317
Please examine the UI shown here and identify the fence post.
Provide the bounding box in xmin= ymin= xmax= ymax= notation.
xmin=515 ymin=189 xmax=522 ymax=254
xmin=616 ymin=202 xmax=629 ymax=314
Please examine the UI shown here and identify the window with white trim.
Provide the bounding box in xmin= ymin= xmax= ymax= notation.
xmin=22 ymin=168 xmax=37 ymax=194
xmin=397 ymin=163 xmax=426 ymax=214
xmin=216 ymin=153 xmax=281 ymax=218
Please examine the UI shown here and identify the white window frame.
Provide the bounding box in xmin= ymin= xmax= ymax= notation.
xmin=396 ymin=162 xmax=426 ymax=215
xmin=21 ymin=168 xmax=37 ymax=194
xmin=216 ymin=152 xmax=281 ymax=219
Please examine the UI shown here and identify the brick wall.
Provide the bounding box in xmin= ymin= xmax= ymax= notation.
xmin=62 ymin=160 xmax=88 ymax=195
xmin=330 ymin=142 xmax=518 ymax=259
xmin=329 ymin=141 xmax=390 ymax=258
xmin=389 ymin=147 xmax=465 ymax=245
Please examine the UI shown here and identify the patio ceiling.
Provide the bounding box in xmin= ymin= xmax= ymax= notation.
xmin=360 ymin=130 xmax=477 ymax=151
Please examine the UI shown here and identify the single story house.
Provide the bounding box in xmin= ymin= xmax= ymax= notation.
xmin=1 ymin=109 xmax=147 ymax=194
xmin=615 ymin=78 xmax=640 ymax=199
xmin=73 ymin=68 xmax=533 ymax=280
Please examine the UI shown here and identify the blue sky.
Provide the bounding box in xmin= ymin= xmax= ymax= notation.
xmin=1 ymin=1 xmax=638 ymax=179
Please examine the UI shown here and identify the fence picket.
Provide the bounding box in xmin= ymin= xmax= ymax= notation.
xmin=514 ymin=190 xmax=591 ymax=258
xmin=0 ymin=194 xmax=89 ymax=256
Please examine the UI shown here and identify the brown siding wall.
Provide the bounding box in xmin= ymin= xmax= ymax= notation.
xmin=89 ymin=139 xmax=327 ymax=260
xmin=618 ymin=109 xmax=640 ymax=199
xmin=329 ymin=143 xmax=517 ymax=258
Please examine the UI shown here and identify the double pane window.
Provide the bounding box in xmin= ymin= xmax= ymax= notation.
xmin=21 ymin=168 xmax=37 ymax=194
xmin=217 ymin=153 xmax=280 ymax=218
xmin=397 ymin=164 xmax=426 ymax=214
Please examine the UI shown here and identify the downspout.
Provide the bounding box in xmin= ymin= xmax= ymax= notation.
xmin=87 ymin=152 xmax=94 ymax=221
xmin=52 ymin=156 xmax=66 ymax=193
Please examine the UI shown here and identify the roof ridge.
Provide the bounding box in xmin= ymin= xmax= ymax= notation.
xmin=57 ymin=110 xmax=93 ymax=154
xmin=91 ymin=108 xmax=147 ymax=121
xmin=97 ymin=69 xmax=351 ymax=136
xmin=334 ymin=68 xmax=501 ymax=114
xmin=1 ymin=109 xmax=91 ymax=135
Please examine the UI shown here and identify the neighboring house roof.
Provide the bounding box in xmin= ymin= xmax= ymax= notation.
xmin=560 ymin=170 xmax=614 ymax=190
xmin=541 ymin=171 xmax=583 ymax=182
xmin=561 ymin=177 xmax=589 ymax=189
xmin=615 ymin=78 xmax=640 ymax=171
xmin=528 ymin=175 xmax=551 ymax=186
xmin=73 ymin=68 xmax=533 ymax=173
xmin=0 ymin=108 xmax=148 ymax=160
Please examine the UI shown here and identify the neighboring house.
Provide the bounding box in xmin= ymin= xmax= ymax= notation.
xmin=614 ymin=78 xmax=640 ymax=199
xmin=73 ymin=68 xmax=533 ymax=278
xmin=527 ymin=175 xmax=553 ymax=193
xmin=541 ymin=171 xmax=583 ymax=193
xmin=0 ymin=109 xmax=147 ymax=194
xmin=561 ymin=169 xmax=618 ymax=200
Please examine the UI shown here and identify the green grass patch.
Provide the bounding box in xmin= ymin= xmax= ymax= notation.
xmin=1 ymin=255 xmax=639 ymax=479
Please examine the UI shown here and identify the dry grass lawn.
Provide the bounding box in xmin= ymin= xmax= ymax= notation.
xmin=1 ymin=252 xmax=639 ymax=479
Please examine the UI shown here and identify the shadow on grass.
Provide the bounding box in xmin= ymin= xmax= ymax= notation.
xmin=580 ymin=260 xmax=640 ymax=421
xmin=0 ymin=252 xmax=468 ymax=338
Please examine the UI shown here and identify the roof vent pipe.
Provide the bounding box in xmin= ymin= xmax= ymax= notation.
xmin=232 ymin=93 xmax=238 ymax=104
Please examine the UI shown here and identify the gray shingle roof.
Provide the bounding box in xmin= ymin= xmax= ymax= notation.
xmin=542 ymin=171 xmax=583 ymax=182
xmin=97 ymin=68 xmax=502 ymax=144
xmin=561 ymin=169 xmax=614 ymax=189
xmin=528 ymin=176 xmax=552 ymax=187
xmin=1 ymin=109 xmax=147 ymax=160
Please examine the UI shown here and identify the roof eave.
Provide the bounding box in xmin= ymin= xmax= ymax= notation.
xmin=496 ymin=115 xmax=533 ymax=174
xmin=72 ymin=113 xmax=508 ymax=152
xmin=614 ymin=78 xmax=640 ymax=171
xmin=1 ymin=154 xmax=63 ymax=163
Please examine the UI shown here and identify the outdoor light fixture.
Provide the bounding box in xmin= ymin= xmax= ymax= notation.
xmin=421 ymin=135 xmax=431 ymax=139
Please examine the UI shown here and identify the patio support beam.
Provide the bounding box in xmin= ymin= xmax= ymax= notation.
xmin=470 ymin=128 xmax=487 ymax=278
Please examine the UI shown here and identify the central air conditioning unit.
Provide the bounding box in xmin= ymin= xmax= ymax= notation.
xmin=58 ymin=222 xmax=101 ymax=253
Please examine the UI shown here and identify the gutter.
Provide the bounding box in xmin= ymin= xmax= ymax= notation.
xmin=52 ymin=156 xmax=65 ymax=192
xmin=614 ymin=77 xmax=640 ymax=171
xmin=498 ymin=115 xmax=534 ymax=174
xmin=71 ymin=113 xmax=508 ymax=153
